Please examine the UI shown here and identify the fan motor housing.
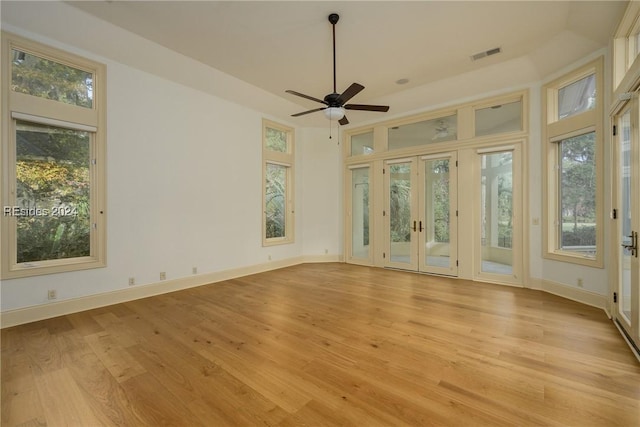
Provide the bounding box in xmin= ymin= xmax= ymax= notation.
xmin=324 ymin=92 xmax=342 ymax=107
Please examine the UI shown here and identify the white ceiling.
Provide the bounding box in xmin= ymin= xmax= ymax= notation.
xmin=68 ymin=0 xmax=627 ymax=127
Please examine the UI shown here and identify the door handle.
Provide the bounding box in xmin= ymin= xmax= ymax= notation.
xmin=622 ymin=231 xmax=639 ymax=257
xmin=412 ymin=221 xmax=417 ymax=232
xmin=419 ymin=220 xmax=423 ymax=232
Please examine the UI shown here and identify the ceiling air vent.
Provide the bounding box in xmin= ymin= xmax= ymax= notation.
xmin=471 ymin=47 xmax=502 ymax=61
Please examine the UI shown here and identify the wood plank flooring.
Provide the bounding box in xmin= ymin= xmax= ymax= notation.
xmin=2 ymin=263 xmax=640 ymax=426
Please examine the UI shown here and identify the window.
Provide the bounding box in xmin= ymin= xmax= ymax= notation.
xmin=388 ymin=114 xmax=457 ymax=150
xmin=350 ymin=131 xmax=374 ymax=156
xmin=475 ymin=100 xmax=522 ymax=137
xmin=262 ymin=120 xmax=294 ymax=245
xmin=542 ymin=58 xmax=603 ymax=267
xmin=612 ymin=1 xmax=640 ymax=91
xmin=1 ymin=33 xmax=106 ymax=279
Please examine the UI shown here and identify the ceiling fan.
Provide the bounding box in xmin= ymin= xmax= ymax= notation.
xmin=286 ymin=13 xmax=390 ymax=126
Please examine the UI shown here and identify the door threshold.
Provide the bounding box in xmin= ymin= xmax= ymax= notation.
xmin=614 ymin=319 xmax=640 ymax=363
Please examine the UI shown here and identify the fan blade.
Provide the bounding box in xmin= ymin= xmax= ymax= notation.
xmin=291 ymin=107 xmax=326 ymax=117
xmin=344 ymin=104 xmax=390 ymax=112
xmin=286 ymin=90 xmax=326 ymax=105
xmin=339 ymin=116 xmax=349 ymax=126
xmin=337 ymin=83 xmax=364 ymax=104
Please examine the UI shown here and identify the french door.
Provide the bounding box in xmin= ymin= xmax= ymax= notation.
xmin=614 ymin=98 xmax=640 ymax=351
xmin=384 ymin=153 xmax=458 ymax=276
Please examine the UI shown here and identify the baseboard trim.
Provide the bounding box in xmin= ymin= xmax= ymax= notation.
xmin=1 ymin=260 xmax=610 ymax=329
xmin=0 ymin=255 xmax=338 ymax=328
xmin=540 ymin=279 xmax=607 ymax=310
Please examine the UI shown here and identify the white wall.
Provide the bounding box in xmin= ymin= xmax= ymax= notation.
xmin=0 ymin=2 xmax=341 ymax=315
xmin=298 ymin=127 xmax=343 ymax=258
xmin=0 ymin=1 xmax=613 ymax=320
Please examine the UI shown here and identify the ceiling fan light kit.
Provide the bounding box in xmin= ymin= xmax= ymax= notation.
xmin=324 ymin=107 xmax=345 ymax=121
xmin=286 ymin=13 xmax=390 ymax=125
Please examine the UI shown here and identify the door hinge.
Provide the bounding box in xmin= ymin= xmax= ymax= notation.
xmin=383 ymin=168 xmax=385 ymax=174
xmin=383 ymin=252 xmax=386 ymax=259
xmin=613 ymin=292 xmax=617 ymax=303
xmin=612 ymin=208 xmax=617 ymax=219
xmin=456 ymin=160 xmax=458 ymax=167
xmin=456 ymin=260 xmax=459 ymax=267
xmin=91 ymin=158 xmax=97 ymax=165
xmin=456 ymin=210 xmax=459 ymax=217
xmin=383 ymin=210 xmax=386 ymax=217
xmin=613 ymin=125 xmax=617 ymax=136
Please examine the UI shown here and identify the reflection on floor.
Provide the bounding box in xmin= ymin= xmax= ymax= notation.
xmin=391 ymin=255 xmax=513 ymax=275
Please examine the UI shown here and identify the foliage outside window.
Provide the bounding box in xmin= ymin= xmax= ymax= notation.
xmin=15 ymin=122 xmax=91 ymax=263
xmin=349 ymin=166 xmax=370 ymax=260
xmin=542 ymin=58 xmax=603 ymax=267
xmin=430 ymin=160 xmax=451 ymax=244
xmin=558 ymin=132 xmax=596 ymax=255
xmin=262 ymin=120 xmax=294 ymax=245
xmin=481 ymin=152 xmax=513 ymax=250
xmin=1 ymin=33 xmax=106 ymax=279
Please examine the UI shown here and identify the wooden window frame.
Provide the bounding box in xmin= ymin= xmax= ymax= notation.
xmin=262 ymin=119 xmax=294 ymax=246
xmin=542 ymin=57 xmax=604 ymax=268
xmin=1 ymin=32 xmax=107 ymax=279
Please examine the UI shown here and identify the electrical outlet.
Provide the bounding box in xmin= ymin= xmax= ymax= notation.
xmin=192 ymin=267 xmax=197 ymax=274
xmin=160 ymin=272 xmax=166 ymax=280
xmin=47 ymin=289 xmax=57 ymax=300
xmin=577 ymin=278 xmax=583 ymax=288
xmin=128 ymin=277 xmax=135 ymax=286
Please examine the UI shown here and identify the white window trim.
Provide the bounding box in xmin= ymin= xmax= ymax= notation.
xmin=262 ymin=119 xmax=294 ymax=246
xmin=542 ymin=57 xmax=604 ymax=268
xmin=1 ymin=32 xmax=107 ymax=279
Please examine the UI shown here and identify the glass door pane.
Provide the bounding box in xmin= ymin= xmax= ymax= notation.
xmin=350 ymin=167 xmax=370 ymax=260
xmin=614 ymin=96 xmax=639 ymax=352
xmin=480 ymin=151 xmax=513 ymax=275
xmin=386 ymin=160 xmax=418 ymax=269
xmin=619 ymin=108 xmax=632 ymax=325
xmin=421 ymin=154 xmax=457 ymax=276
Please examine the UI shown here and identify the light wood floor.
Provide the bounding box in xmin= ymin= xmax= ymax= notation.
xmin=2 ymin=263 xmax=640 ymax=426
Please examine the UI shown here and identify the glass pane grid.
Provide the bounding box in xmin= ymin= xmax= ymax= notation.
xmin=11 ymin=48 xmax=94 ymax=109
xmin=15 ymin=120 xmax=91 ymax=263
xmin=480 ymin=152 xmax=513 ymax=275
xmin=389 ymin=163 xmax=412 ymax=263
xmin=351 ymin=131 xmax=374 ymax=156
xmin=351 ymin=168 xmax=370 ymax=259
xmin=557 ymin=132 xmax=596 ymax=257
xmin=475 ymin=101 xmax=522 ymax=137
xmin=424 ymin=159 xmax=451 ymax=268
xmin=388 ymin=115 xmax=457 ymax=151
xmin=265 ymin=127 xmax=288 ymax=152
xmin=558 ymin=74 xmax=596 ymax=120
xmin=265 ymin=163 xmax=287 ymax=239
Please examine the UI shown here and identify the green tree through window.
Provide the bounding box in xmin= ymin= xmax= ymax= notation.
xmin=559 ymin=132 xmax=596 ymax=252
xmin=15 ymin=121 xmax=91 ymax=263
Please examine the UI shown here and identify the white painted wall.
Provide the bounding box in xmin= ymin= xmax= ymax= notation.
xmin=0 ymin=1 xmax=614 ymax=318
xmin=298 ymin=127 xmax=343 ymax=258
xmin=0 ymin=2 xmax=343 ymax=313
